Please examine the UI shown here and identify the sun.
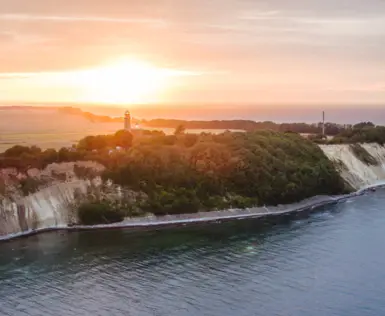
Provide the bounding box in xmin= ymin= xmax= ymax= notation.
xmin=75 ymin=58 xmax=172 ymax=104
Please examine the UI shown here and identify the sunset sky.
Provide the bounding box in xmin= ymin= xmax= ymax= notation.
xmin=0 ymin=0 xmax=385 ymax=106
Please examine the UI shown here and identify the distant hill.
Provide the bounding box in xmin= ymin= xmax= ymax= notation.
xmin=1 ymin=105 xmax=350 ymax=135
xmin=58 ymin=107 xmax=124 ymax=123
xmin=57 ymin=107 xmax=350 ymax=135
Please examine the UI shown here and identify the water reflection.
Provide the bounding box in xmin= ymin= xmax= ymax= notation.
xmin=1 ymin=193 xmax=385 ymax=315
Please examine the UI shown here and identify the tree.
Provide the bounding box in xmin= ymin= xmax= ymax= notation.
xmin=77 ymin=135 xmax=108 ymax=151
xmin=174 ymin=125 xmax=186 ymax=135
xmin=4 ymin=145 xmax=33 ymax=157
xmin=57 ymin=148 xmax=70 ymax=161
xmin=78 ymin=202 xmax=125 ymax=225
xmin=114 ymin=130 xmax=133 ymax=149
xmin=353 ymin=122 xmax=375 ymax=129
xmin=41 ymin=149 xmax=58 ymax=166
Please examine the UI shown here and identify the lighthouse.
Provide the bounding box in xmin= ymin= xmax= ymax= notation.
xmin=124 ymin=110 xmax=131 ymax=131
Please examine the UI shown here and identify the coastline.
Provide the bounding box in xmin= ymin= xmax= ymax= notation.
xmin=1 ymin=184 xmax=381 ymax=242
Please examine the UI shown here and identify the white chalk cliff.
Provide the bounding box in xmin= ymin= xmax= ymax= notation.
xmin=0 ymin=180 xmax=90 ymax=238
xmin=0 ymin=161 xmax=105 ymax=239
xmin=320 ymin=143 xmax=385 ymax=190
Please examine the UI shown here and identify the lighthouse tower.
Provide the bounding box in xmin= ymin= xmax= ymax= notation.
xmin=124 ymin=110 xmax=131 ymax=131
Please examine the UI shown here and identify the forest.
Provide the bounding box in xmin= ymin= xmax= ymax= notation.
xmin=0 ymin=129 xmax=348 ymax=224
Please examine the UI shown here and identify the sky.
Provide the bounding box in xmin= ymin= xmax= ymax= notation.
xmin=0 ymin=0 xmax=385 ymax=106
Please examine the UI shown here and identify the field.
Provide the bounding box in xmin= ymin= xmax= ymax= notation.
xmin=0 ymin=108 xmax=239 ymax=152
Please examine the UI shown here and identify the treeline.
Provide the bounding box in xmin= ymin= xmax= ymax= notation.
xmin=331 ymin=125 xmax=385 ymax=145
xmin=57 ymin=107 xmax=349 ymax=135
xmin=58 ymin=107 xmax=123 ymax=123
xmin=0 ymin=130 xmax=133 ymax=170
xmin=143 ymin=119 xmax=348 ymax=135
xmin=58 ymin=107 xmax=144 ymax=125
xmin=311 ymin=124 xmax=385 ymax=145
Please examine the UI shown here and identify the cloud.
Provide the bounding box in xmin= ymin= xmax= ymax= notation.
xmin=0 ymin=14 xmax=167 ymax=27
xmin=236 ymin=10 xmax=385 ymax=36
xmin=0 ymin=72 xmax=53 ymax=80
xmin=238 ymin=10 xmax=281 ymax=20
xmin=0 ymin=73 xmax=32 ymax=80
xmin=0 ymin=65 xmax=204 ymax=82
xmin=346 ymin=83 xmax=385 ymax=92
xmin=0 ymin=31 xmax=14 ymax=42
xmin=186 ymin=8 xmax=385 ymax=51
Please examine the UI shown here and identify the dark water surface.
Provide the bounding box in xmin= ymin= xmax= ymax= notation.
xmin=1 ymin=192 xmax=385 ymax=316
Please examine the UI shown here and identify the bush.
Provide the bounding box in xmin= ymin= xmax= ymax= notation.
xmin=74 ymin=165 xmax=98 ymax=180
xmin=227 ymin=195 xmax=257 ymax=209
xmin=142 ymin=188 xmax=201 ymax=216
xmin=349 ymin=144 xmax=378 ymax=165
xmin=183 ymin=134 xmax=198 ymax=147
xmin=77 ymin=202 xmax=125 ymax=225
xmin=328 ymin=126 xmax=385 ymax=145
xmin=174 ymin=124 xmax=186 ymax=135
xmin=20 ymin=178 xmax=44 ymax=196
xmin=202 ymin=195 xmax=228 ymax=211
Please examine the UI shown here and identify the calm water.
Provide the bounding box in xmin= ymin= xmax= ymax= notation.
xmin=1 ymin=192 xmax=385 ymax=316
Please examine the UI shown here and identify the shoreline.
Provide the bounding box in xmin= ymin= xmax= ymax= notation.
xmin=0 ymin=185 xmax=382 ymax=242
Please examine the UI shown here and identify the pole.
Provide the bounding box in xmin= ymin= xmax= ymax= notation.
xmin=322 ymin=111 xmax=325 ymax=137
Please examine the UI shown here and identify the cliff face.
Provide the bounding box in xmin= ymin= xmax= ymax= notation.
xmin=0 ymin=161 xmax=105 ymax=239
xmin=320 ymin=143 xmax=385 ymax=190
xmin=0 ymin=180 xmax=89 ymax=237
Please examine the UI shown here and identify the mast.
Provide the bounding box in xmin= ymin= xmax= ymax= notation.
xmin=322 ymin=111 xmax=325 ymax=137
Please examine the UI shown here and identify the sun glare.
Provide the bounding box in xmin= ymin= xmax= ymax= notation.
xmin=74 ymin=58 xmax=174 ymax=104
